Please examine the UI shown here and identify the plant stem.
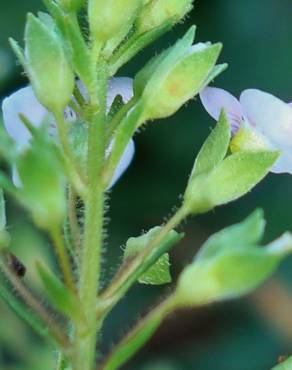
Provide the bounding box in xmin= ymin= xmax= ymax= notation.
xmin=98 ymin=206 xmax=188 ymax=318
xmin=100 ymin=295 xmax=177 ymax=370
xmin=75 ymin=54 xmax=107 ymax=370
xmin=50 ymin=227 xmax=76 ymax=293
xmin=68 ymin=187 xmax=81 ymax=256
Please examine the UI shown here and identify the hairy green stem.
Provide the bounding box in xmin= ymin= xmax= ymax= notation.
xmin=50 ymin=227 xmax=76 ymax=293
xmin=75 ymin=55 xmax=108 ymax=370
xmin=100 ymin=295 xmax=177 ymax=370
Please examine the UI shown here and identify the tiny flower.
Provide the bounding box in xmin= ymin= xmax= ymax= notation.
xmin=2 ymin=78 xmax=135 ymax=187
xmin=200 ymin=87 xmax=292 ymax=174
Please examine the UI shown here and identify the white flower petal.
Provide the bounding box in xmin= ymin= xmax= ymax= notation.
xmin=200 ymin=87 xmax=243 ymax=132
xmin=109 ymin=139 xmax=135 ymax=187
xmin=107 ymin=77 xmax=133 ymax=110
xmin=271 ymin=150 xmax=292 ymax=174
xmin=2 ymin=86 xmax=53 ymax=149
xmin=240 ymin=89 xmax=292 ymax=148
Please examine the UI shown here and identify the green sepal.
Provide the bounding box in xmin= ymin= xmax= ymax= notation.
xmin=203 ymin=63 xmax=228 ymax=86
xmin=134 ymin=26 xmax=196 ymax=97
xmin=134 ymin=26 xmax=223 ymax=121
xmin=176 ymin=217 xmax=292 ymax=306
xmin=190 ymin=109 xmax=231 ymax=179
xmin=124 ymin=227 xmax=179 ymax=285
xmin=88 ymin=0 xmax=143 ymax=43
xmin=184 ymin=150 xmax=279 ymax=214
xmin=24 ymin=13 xmax=74 ymax=112
xmin=136 ymin=0 xmax=194 ymax=34
xmin=197 ymin=209 xmax=266 ymax=261
xmin=36 ymin=261 xmax=82 ymax=323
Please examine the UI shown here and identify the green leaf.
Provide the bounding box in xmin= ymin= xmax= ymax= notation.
xmin=190 ymin=110 xmax=231 ymax=179
xmin=124 ymin=227 xmax=176 ymax=285
xmin=176 ymin=232 xmax=292 ymax=306
xmin=36 ymin=261 xmax=82 ymax=323
xmin=196 ymin=209 xmax=265 ymax=261
xmin=184 ymin=150 xmax=279 ymax=214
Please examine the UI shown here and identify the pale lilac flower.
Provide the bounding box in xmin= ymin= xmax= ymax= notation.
xmin=2 ymin=78 xmax=135 ymax=186
xmin=200 ymin=86 xmax=292 ymax=174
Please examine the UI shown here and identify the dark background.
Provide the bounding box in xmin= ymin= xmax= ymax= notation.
xmin=1 ymin=1 xmax=292 ymax=369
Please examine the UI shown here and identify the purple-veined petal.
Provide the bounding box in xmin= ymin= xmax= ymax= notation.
xmin=2 ymin=86 xmax=53 ymax=149
xmin=240 ymin=89 xmax=292 ymax=148
xmin=200 ymin=86 xmax=243 ymax=132
xmin=109 ymin=139 xmax=135 ymax=187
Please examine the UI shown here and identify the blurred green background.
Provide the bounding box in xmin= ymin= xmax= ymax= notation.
xmin=1 ymin=0 xmax=292 ymax=369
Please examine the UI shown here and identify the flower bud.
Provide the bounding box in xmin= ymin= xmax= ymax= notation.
xmin=175 ymin=213 xmax=292 ymax=306
xmin=182 ymin=112 xmax=278 ymax=214
xmin=136 ymin=0 xmax=194 ymax=34
xmin=88 ymin=0 xmax=142 ymax=43
xmin=16 ymin=127 xmax=66 ymax=230
xmin=12 ymin=14 xmax=74 ymax=113
xmin=134 ymin=27 xmax=222 ymax=121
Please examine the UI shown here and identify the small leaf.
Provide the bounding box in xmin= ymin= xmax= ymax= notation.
xmin=196 ymin=209 xmax=265 ymax=261
xmin=36 ymin=261 xmax=82 ymax=323
xmin=124 ymin=227 xmax=176 ymax=285
xmin=190 ymin=109 xmax=231 ymax=179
